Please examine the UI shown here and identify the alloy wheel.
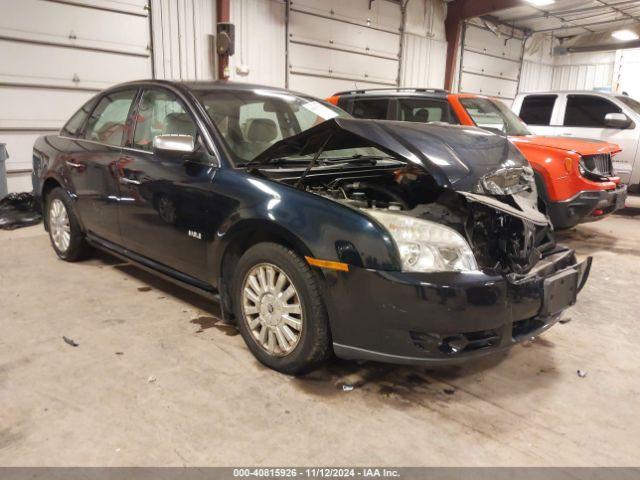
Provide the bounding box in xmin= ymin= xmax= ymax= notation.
xmin=241 ymin=263 xmax=303 ymax=357
xmin=49 ymin=198 xmax=71 ymax=253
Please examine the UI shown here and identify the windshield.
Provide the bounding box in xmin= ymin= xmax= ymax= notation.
xmin=617 ymin=95 xmax=640 ymax=116
xmin=459 ymin=97 xmax=531 ymax=136
xmin=193 ymin=89 xmax=384 ymax=165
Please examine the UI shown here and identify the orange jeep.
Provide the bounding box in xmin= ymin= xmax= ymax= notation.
xmin=327 ymin=89 xmax=627 ymax=229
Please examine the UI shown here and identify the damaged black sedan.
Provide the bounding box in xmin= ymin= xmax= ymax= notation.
xmin=33 ymin=81 xmax=591 ymax=374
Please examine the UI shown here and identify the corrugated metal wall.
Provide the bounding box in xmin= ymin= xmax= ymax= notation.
xmin=229 ymin=0 xmax=286 ymax=87
xmin=151 ymin=0 xmax=217 ymax=81
xmin=551 ymin=51 xmax=615 ymax=92
xmin=399 ymin=0 xmax=447 ymax=89
xmin=518 ymin=34 xmax=555 ymax=94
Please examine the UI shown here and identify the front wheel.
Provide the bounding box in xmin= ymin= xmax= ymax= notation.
xmin=46 ymin=187 xmax=88 ymax=261
xmin=232 ymin=242 xmax=331 ymax=374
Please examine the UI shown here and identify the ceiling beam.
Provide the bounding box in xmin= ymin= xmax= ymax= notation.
xmin=500 ymin=0 xmax=639 ymax=23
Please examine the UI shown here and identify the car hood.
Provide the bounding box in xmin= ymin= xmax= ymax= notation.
xmin=251 ymin=118 xmax=529 ymax=192
xmin=510 ymin=135 xmax=621 ymax=155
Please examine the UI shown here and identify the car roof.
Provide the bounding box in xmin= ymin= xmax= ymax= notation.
xmin=516 ymin=90 xmax=623 ymax=97
xmin=102 ymin=79 xmax=315 ymax=99
xmin=333 ymin=87 xmax=448 ymax=98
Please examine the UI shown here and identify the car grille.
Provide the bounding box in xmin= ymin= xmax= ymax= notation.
xmin=582 ymin=153 xmax=613 ymax=177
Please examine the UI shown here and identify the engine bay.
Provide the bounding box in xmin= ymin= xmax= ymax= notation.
xmin=259 ymin=164 xmax=553 ymax=275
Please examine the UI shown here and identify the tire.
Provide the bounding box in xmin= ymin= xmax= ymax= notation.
xmin=45 ymin=187 xmax=88 ymax=262
xmin=232 ymin=242 xmax=331 ymax=374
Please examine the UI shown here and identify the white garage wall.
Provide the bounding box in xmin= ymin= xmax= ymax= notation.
xmin=151 ymin=0 xmax=217 ymax=81
xmin=615 ymin=48 xmax=640 ymax=98
xmin=399 ymin=0 xmax=447 ymax=89
xmin=458 ymin=20 xmax=525 ymax=101
xmin=518 ymin=34 xmax=555 ymax=94
xmin=551 ymin=51 xmax=615 ymax=92
xmin=0 ymin=0 xmax=152 ymax=193
xmin=229 ymin=0 xmax=286 ymax=87
xmin=287 ymin=0 xmax=402 ymax=97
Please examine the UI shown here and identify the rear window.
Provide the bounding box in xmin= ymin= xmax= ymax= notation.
xmin=564 ymin=95 xmax=622 ymax=128
xmin=351 ymin=98 xmax=390 ymax=120
xmin=519 ymin=95 xmax=556 ymax=126
xmin=397 ymin=97 xmax=457 ymax=124
xmin=61 ymin=97 xmax=99 ymax=137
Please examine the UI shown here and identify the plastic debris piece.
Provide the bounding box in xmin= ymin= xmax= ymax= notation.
xmin=0 ymin=193 xmax=42 ymax=230
xmin=342 ymin=384 xmax=354 ymax=392
xmin=147 ymin=375 xmax=157 ymax=383
xmin=115 ymin=352 xmax=124 ymax=355
xmin=443 ymin=388 xmax=456 ymax=395
xmin=577 ymin=370 xmax=588 ymax=378
xmin=62 ymin=336 xmax=79 ymax=347
xmin=137 ymin=286 xmax=152 ymax=292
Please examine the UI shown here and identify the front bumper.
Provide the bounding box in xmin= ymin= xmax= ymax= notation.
xmin=547 ymin=185 xmax=627 ymax=229
xmin=324 ymin=247 xmax=591 ymax=366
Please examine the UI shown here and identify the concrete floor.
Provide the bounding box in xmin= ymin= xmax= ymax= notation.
xmin=1 ymin=197 xmax=640 ymax=467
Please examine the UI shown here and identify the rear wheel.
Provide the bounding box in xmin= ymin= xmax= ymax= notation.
xmin=232 ymin=242 xmax=331 ymax=374
xmin=46 ymin=187 xmax=88 ymax=261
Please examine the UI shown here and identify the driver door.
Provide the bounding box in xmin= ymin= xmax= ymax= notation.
xmin=116 ymin=87 xmax=216 ymax=281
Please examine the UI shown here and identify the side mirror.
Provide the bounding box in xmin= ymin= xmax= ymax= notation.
xmin=604 ymin=112 xmax=632 ymax=129
xmin=153 ymin=134 xmax=195 ymax=154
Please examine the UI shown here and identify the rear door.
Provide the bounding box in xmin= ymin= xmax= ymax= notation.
xmin=115 ymin=87 xmax=216 ymax=281
xmin=64 ymin=88 xmax=138 ymax=243
xmin=515 ymin=94 xmax=558 ymax=136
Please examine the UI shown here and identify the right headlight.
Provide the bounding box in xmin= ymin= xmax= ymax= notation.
xmin=366 ymin=210 xmax=478 ymax=273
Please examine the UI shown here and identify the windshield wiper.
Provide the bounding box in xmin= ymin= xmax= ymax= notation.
xmin=321 ymin=154 xmax=386 ymax=165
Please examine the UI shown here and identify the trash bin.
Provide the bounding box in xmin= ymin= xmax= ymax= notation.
xmin=0 ymin=143 xmax=8 ymax=198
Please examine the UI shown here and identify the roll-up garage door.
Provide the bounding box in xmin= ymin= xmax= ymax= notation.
xmin=458 ymin=22 xmax=524 ymax=102
xmin=287 ymin=0 xmax=401 ymax=98
xmin=0 ymin=0 xmax=152 ymax=193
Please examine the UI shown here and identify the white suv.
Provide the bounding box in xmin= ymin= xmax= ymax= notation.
xmin=512 ymin=91 xmax=640 ymax=188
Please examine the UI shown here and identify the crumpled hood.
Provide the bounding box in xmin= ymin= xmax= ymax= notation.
xmin=251 ymin=118 xmax=529 ymax=191
xmin=510 ymin=135 xmax=621 ymax=155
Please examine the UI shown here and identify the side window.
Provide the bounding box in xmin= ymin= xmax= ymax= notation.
xmin=564 ymin=95 xmax=621 ymax=128
xmin=397 ymin=98 xmax=457 ymax=124
xmin=83 ymin=90 xmax=137 ymax=146
xmin=351 ymin=98 xmax=389 ymax=120
xmin=61 ymin=97 xmax=99 ymax=137
xmin=133 ymin=89 xmax=197 ymax=151
xmin=519 ymin=95 xmax=556 ymax=125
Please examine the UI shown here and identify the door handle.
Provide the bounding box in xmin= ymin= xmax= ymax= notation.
xmin=561 ymin=133 xmax=573 ymax=136
xmin=119 ymin=177 xmax=141 ymax=185
xmin=66 ymin=160 xmax=83 ymax=168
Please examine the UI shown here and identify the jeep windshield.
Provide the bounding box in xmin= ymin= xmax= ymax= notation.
xmin=193 ymin=88 xmax=387 ymax=166
xmin=459 ymin=97 xmax=531 ymax=136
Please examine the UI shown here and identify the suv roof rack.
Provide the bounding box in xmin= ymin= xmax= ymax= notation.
xmin=333 ymin=87 xmax=449 ymax=96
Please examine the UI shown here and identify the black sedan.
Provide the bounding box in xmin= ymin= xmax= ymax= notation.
xmin=32 ymin=80 xmax=591 ymax=374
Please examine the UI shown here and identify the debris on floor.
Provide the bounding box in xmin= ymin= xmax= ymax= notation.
xmin=577 ymin=370 xmax=588 ymax=378
xmin=342 ymin=384 xmax=354 ymax=392
xmin=137 ymin=286 xmax=152 ymax=292
xmin=115 ymin=352 xmax=124 ymax=355
xmin=443 ymin=388 xmax=456 ymax=395
xmin=0 ymin=192 xmax=42 ymax=230
xmin=147 ymin=375 xmax=157 ymax=383
xmin=62 ymin=336 xmax=79 ymax=347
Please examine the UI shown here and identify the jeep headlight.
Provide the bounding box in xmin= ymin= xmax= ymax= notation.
xmin=367 ymin=210 xmax=478 ymax=272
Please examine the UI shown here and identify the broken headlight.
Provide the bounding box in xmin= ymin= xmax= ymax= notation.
xmin=477 ymin=166 xmax=535 ymax=196
xmin=367 ymin=210 xmax=478 ymax=272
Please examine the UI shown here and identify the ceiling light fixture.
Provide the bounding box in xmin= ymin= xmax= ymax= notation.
xmin=526 ymin=0 xmax=555 ymax=6
xmin=612 ymin=30 xmax=639 ymax=41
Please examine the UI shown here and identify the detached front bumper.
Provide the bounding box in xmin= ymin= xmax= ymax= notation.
xmin=547 ymin=185 xmax=627 ymax=229
xmin=324 ymin=247 xmax=591 ymax=366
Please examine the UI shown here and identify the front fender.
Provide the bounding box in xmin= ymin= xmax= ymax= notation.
xmin=206 ymin=170 xmax=401 ymax=283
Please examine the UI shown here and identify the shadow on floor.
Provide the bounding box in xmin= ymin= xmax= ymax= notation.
xmin=86 ymin=247 xmax=223 ymax=319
